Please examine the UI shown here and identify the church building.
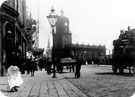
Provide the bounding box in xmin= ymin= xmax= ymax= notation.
xmin=48 ymin=10 xmax=106 ymax=64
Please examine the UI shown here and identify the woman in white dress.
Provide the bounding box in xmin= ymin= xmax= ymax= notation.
xmin=7 ymin=65 xmax=23 ymax=92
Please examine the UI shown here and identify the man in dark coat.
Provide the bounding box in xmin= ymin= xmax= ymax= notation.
xmin=30 ymin=57 xmax=37 ymax=77
xmin=38 ymin=58 xmax=44 ymax=71
xmin=75 ymin=58 xmax=82 ymax=78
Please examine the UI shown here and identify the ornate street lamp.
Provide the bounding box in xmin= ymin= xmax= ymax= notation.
xmin=47 ymin=7 xmax=59 ymax=78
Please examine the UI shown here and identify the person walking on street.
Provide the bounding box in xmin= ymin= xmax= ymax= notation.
xmin=46 ymin=59 xmax=51 ymax=75
xmin=30 ymin=57 xmax=37 ymax=77
xmin=75 ymin=58 xmax=82 ymax=78
xmin=38 ymin=58 xmax=44 ymax=71
xmin=25 ymin=57 xmax=31 ymax=74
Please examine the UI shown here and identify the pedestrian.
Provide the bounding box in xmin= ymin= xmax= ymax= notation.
xmin=6 ymin=65 xmax=23 ymax=92
xmin=38 ymin=58 xmax=44 ymax=71
xmin=46 ymin=59 xmax=51 ymax=75
xmin=21 ymin=56 xmax=26 ymax=74
xmin=75 ymin=58 xmax=82 ymax=78
xmin=30 ymin=57 xmax=37 ymax=76
xmin=25 ymin=57 xmax=31 ymax=74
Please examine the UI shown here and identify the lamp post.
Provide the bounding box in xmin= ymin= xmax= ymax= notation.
xmin=47 ymin=7 xmax=59 ymax=78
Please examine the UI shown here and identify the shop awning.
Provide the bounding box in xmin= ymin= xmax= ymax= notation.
xmin=32 ymin=48 xmax=44 ymax=56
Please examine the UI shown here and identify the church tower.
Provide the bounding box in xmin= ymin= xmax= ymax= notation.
xmin=53 ymin=10 xmax=72 ymax=58
xmin=54 ymin=10 xmax=72 ymax=49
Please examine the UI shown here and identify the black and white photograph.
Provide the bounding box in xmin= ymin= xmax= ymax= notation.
xmin=0 ymin=0 xmax=135 ymax=97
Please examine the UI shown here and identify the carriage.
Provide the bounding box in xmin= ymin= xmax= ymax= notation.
xmin=57 ymin=57 xmax=76 ymax=73
xmin=112 ymin=29 xmax=135 ymax=74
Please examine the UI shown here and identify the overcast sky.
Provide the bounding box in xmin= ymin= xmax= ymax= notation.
xmin=26 ymin=0 xmax=135 ymax=54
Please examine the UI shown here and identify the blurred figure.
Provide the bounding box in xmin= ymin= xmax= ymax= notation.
xmin=38 ymin=58 xmax=44 ymax=71
xmin=46 ymin=59 xmax=51 ymax=75
xmin=30 ymin=57 xmax=37 ymax=76
xmin=21 ymin=56 xmax=26 ymax=74
xmin=75 ymin=58 xmax=82 ymax=78
xmin=6 ymin=65 xmax=23 ymax=92
xmin=25 ymin=57 xmax=31 ymax=74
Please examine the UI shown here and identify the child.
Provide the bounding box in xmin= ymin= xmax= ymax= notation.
xmin=7 ymin=65 xmax=23 ymax=92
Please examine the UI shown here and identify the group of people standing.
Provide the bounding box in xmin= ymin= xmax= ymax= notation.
xmin=17 ymin=53 xmax=83 ymax=79
xmin=0 ymin=55 xmax=38 ymax=96
xmin=21 ymin=56 xmax=38 ymax=76
xmin=43 ymin=57 xmax=83 ymax=79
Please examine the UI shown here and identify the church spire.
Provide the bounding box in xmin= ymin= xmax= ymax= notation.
xmin=47 ymin=36 xmax=50 ymax=50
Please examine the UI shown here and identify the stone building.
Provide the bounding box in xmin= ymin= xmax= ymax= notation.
xmin=53 ymin=10 xmax=72 ymax=59
xmin=0 ymin=0 xmax=27 ymax=76
xmin=25 ymin=16 xmax=43 ymax=57
xmin=51 ymin=10 xmax=106 ymax=64
xmin=71 ymin=44 xmax=106 ymax=64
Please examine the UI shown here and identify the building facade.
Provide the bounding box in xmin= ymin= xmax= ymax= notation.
xmin=52 ymin=10 xmax=106 ymax=64
xmin=53 ymin=10 xmax=72 ymax=59
xmin=0 ymin=0 xmax=27 ymax=76
xmin=71 ymin=44 xmax=106 ymax=64
xmin=25 ymin=11 xmax=41 ymax=57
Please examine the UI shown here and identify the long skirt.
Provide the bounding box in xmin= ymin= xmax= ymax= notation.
xmin=7 ymin=71 xmax=23 ymax=91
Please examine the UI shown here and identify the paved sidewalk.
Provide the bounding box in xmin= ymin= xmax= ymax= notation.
xmin=0 ymin=70 xmax=88 ymax=97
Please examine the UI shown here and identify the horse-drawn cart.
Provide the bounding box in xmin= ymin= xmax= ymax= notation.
xmin=57 ymin=57 xmax=76 ymax=73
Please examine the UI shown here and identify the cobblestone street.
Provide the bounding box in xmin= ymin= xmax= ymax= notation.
xmin=61 ymin=65 xmax=135 ymax=97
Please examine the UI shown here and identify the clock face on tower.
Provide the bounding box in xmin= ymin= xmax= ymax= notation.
xmin=64 ymin=22 xmax=68 ymax=33
xmin=64 ymin=22 xmax=68 ymax=26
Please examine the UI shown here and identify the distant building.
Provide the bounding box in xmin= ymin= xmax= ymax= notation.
xmin=71 ymin=44 xmax=106 ymax=64
xmin=49 ymin=10 xmax=106 ymax=64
